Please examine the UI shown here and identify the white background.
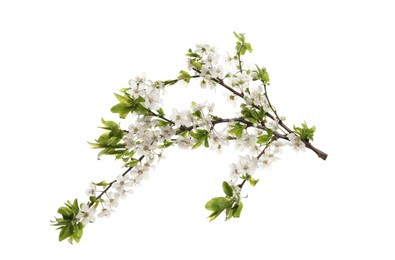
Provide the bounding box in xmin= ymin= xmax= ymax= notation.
xmin=1 ymin=0 xmax=395 ymax=259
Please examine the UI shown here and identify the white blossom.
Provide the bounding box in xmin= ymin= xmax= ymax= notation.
xmin=235 ymin=133 xmax=257 ymax=151
xmin=76 ymin=204 xmax=96 ymax=225
xmin=170 ymin=108 xmax=187 ymax=128
xmin=104 ymin=191 xmax=120 ymax=209
xmin=287 ymin=133 xmax=305 ymax=151
xmin=134 ymin=73 xmax=146 ymax=85
xmin=136 ymin=139 xmax=157 ymax=156
xmin=160 ymin=125 xmax=176 ymax=140
xmin=144 ymin=88 xmax=161 ymax=111
xmin=237 ymin=155 xmax=258 ymax=176
xmin=210 ymin=65 xmax=224 ymax=79
xmin=229 ymin=163 xmax=240 ymax=184
xmin=112 ymin=175 xmax=133 ymax=194
xmin=127 ymin=83 xmax=146 ymax=99
xmin=85 ymin=183 xmax=96 ymax=197
xmin=209 ymin=131 xmax=229 ymax=151
xmin=98 ymin=208 xmax=112 ymax=218
xmin=177 ymin=135 xmax=193 ymax=149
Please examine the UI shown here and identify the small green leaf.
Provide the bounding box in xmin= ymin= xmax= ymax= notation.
xmin=228 ymin=123 xmax=245 ymax=139
xmin=233 ymin=202 xmax=243 ymax=218
xmin=189 ymin=129 xmax=208 ymax=139
xmin=204 ymin=136 xmax=209 ymax=148
xmin=208 ymin=211 xmax=222 ymax=222
xmin=233 ymin=31 xmax=244 ymax=42
xmin=192 ymin=139 xmax=204 ymax=149
xmin=157 ymin=108 xmax=165 ymax=117
xmin=57 ymin=207 xmax=73 ymax=218
xmin=245 ymin=42 xmax=253 ymax=53
xmin=89 ymin=196 xmax=97 ymax=203
xmin=93 ymin=181 xmax=108 ymax=187
xmin=222 ymin=181 xmax=233 ymax=197
xmin=293 ymin=121 xmax=316 ymax=141
xmin=72 ymin=223 xmax=84 ymax=243
xmin=114 ymin=93 xmax=131 ymax=104
xmin=156 ymin=120 xmax=170 ymax=127
xmin=257 ymin=135 xmax=271 ymax=145
xmin=72 ymin=199 xmax=79 ymax=213
xmin=205 ymin=197 xmax=232 ymax=212
xmin=178 ymin=70 xmax=191 ymax=83
xmin=262 ymin=68 xmax=270 ymax=84
xmin=158 ymin=140 xmax=174 ymax=148
xmin=225 ymin=207 xmax=234 ymax=220
xmin=59 ymin=223 xmax=73 ymax=242
xmin=250 ymin=109 xmax=259 ymax=119
xmin=249 ymin=177 xmax=259 ymax=187
xmin=134 ymin=103 xmax=148 ymax=116
xmin=111 ymin=103 xmax=133 ymax=119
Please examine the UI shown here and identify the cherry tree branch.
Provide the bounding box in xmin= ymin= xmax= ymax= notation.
xmin=192 ymin=68 xmax=328 ymax=160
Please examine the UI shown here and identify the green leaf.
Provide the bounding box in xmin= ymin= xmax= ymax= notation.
xmin=190 ymin=60 xmax=203 ymax=70
xmin=208 ymin=211 xmax=222 ymax=222
xmin=157 ymin=108 xmax=165 ymax=117
xmin=233 ymin=201 xmax=243 ymax=218
xmin=158 ymin=140 xmax=174 ymax=148
xmin=111 ymin=103 xmax=133 ymax=119
xmin=293 ymin=121 xmax=316 ymax=141
xmin=156 ymin=120 xmax=170 ymax=127
xmin=93 ymin=181 xmax=108 ymax=187
xmin=233 ymin=32 xmax=244 ymax=42
xmin=262 ymin=68 xmax=270 ymax=84
xmin=245 ymin=42 xmax=253 ymax=53
xmin=222 ymin=181 xmax=233 ymax=197
xmin=225 ymin=207 xmax=234 ymax=220
xmin=241 ymin=107 xmax=259 ymax=123
xmin=257 ymin=128 xmax=273 ymax=145
xmin=134 ymin=103 xmax=148 ymax=116
xmin=204 ymin=136 xmax=209 ymax=148
xmin=189 ymin=129 xmax=208 ymax=139
xmin=57 ymin=207 xmax=73 ymax=218
xmin=59 ymin=223 xmax=73 ymax=242
xmin=254 ymin=65 xmax=270 ymax=84
xmin=89 ymin=196 xmax=97 ymax=203
xmin=178 ymin=70 xmax=191 ymax=83
xmin=250 ymin=109 xmax=259 ymax=119
xmin=257 ymin=135 xmax=271 ymax=145
xmin=192 ymin=138 xmax=204 ymax=149
xmin=205 ymin=197 xmax=232 ymax=212
xmin=186 ymin=48 xmax=200 ymax=58
xmin=189 ymin=130 xmax=209 ymax=149
xmin=228 ymin=123 xmax=244 ymax=139
xmin=72 ymin=223 xmax=84 ymax=243
xmin=100 ymin=118 xmax=119 ymax=131
xmin=72 ymin=199 xmax=79 ymax=213
xmin=114 ymin=93 xmax=131 ymax=104
xmin=249 ymin=177 xmax=259 ymax=187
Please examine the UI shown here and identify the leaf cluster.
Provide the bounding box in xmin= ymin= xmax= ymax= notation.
xmin=294 ymin=122 xmax=316 ymax=141
xmin=241 ymin=105 xmax=265 ymax=124
xmin=51 ymin=199 xmax=84 ymax=243
xmin=111 ymin=92 xmax=148 ymax=119
xmin=234 ymin=32 xmax=253 ymax=55
xmin=205 ymin=181 xmax=243 ymax=221
xmin=186 ymin=48 xmax=203 ymax=70
xmin=88 ymin=118 xmax=127 ymax=160
xmin=253 ymin=65 xmax=270 ymax=85
xmin=228 ymin=123 xmax=245 ymax=139
xmin=257 ymin=128 xmax=273 ymax=145
xmin=189 ymin=129 xmax=209 ymax=149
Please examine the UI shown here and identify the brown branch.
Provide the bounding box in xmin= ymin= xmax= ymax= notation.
xmin=88 ymin=155 xmax=145 ymax=207
xmin=192 ymin=68 xmax=328 ymax=160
